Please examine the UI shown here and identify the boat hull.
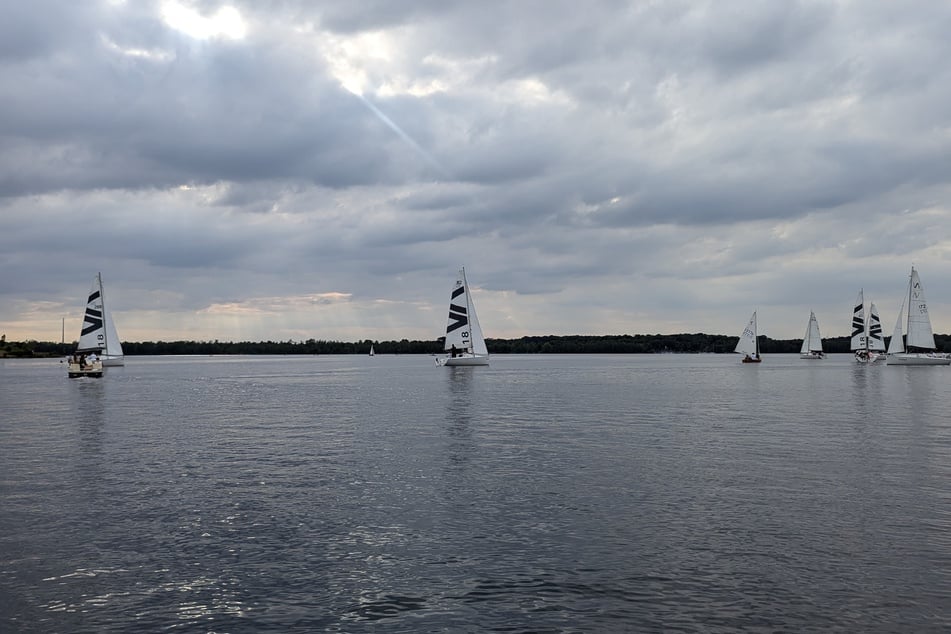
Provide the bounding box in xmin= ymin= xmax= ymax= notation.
xmin=436 ymin=354 xmax=489 ymax=366
xmin=741 ymin=357 xmax=762 ymax=363
xmin=67 ymin=361 xmax=104 ymax=378
xmin=800 ymin=352 xmax=825 ymax=360
xmin=101 ymin=355 xmax=124 ymax=367
xmin=854 ymin=351 xmax=885 ymax=364
xmin=886 ymin=353 xmax=951 ymax=366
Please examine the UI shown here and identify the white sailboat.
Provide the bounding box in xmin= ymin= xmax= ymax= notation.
xmin=799 ymin=311 xmax=825 ymax=359
xmin=67 ymin=273 xmax=124 ymax=377
xmin=886 ymin=267 xmax=951 ymax=366
xmin=851 ymin=290 xmax=886 ymax=363
xmin=435 ymin=267 xmax=489 ymax=366
xmin=369 ymin=344 xmax=375 ymax=356
xmin=735 ymin=311 xmax=761 ymax=363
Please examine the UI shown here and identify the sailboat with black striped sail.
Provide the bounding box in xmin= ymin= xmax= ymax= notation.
xmin=885 ymin=266 xmax=951 ymax=366
xmin=435 ymin=267 xmax=489 ymax=366
xmin=851 ymin=289 xmax=886 ymax=363
xmin=68 ymin=273 xmax=124 ymax=377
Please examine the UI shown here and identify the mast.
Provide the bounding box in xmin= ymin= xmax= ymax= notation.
xmin=461 ymin=266 xmax=472 ymax=353
xmin=754 ymin=311 xmax=759 ymax=357
xmin=865 ymin=301 xmax=869 ymax=357
xmin=906 ymin=267 xmax=913 ymax=352
xmin=97 ymin=272 xmax=109 ymax=352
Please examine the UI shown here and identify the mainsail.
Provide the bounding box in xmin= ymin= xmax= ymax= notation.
xmin=800 ymin=311 xmax=823 ymax=354
xmin=850 ymin=290 xmax=866 ymax=351
xmin=443 ymin=267 xmax=487 ymax=356
xmin=735 ymin=311 xmax=758 ymax=356
xmin=867 ymin=303 xmax=886 ymax=352
xmin=906 ymin=267 xmax=936 ymax=350
xmin=76 ymin=273 xmax=124 ymax=365
xmin=77 ymin=274 xmax=107 ymax=352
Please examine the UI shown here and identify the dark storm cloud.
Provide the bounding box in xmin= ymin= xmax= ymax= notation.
xmin=0 ymin=4 xmax=422 ymax=197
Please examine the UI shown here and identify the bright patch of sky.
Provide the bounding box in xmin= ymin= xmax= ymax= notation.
xmin=161 ymin=2 xmax=246 ymax=40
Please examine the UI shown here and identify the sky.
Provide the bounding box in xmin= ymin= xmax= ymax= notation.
xmin=3 ymin=0 xmax=951 ymax=344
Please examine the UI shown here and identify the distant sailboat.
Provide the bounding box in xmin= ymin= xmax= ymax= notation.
xmin=435 ymin=267 xmax=489 ymax=366
xmin=886 ymin=267 xmax=951 ymax=366
xmin=68 ymin=272 xmax=124 ymax=377
xmin=799 ymin=311 xmax=825 ymax=359
xmin=369 ymin=344 xmax=375 ymax=356
xmin=851 ymin=290 xmax=886 ymax=363
xmin=735 ymin=311 xmax=761 ymax=363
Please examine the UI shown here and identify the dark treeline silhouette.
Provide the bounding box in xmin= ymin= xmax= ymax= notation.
xmin=4 ymin=333 xmax=950 ymax=358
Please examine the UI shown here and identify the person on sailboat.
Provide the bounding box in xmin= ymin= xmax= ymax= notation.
xmin=87 ymin=351 xmax=98 ymax=364
xmin=451 ymin=344 xmax=458 ymax=358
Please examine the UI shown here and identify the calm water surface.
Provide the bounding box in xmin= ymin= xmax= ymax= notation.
xmin=1 ymin=354 xmax=950 ymax=632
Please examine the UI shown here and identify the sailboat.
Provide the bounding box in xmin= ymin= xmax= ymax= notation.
xmin=735 ymin=311 xmax=761 ymax=363
xmin=799 ymin=311 xmax=825 ymax=359
xmin=851 ymin=290 xmax=886 ymax=363
xmin=435 ymin=267 xmax=489 ymax=366
xmin=886 ymin=267 xmax=951 ymax=366
xmin=369 ymin=344 xmax=375 ymax=356
xmin=67 ymin=273 xmax=124 ymax=377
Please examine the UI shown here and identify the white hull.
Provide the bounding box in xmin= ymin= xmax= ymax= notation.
xmin=800 ymin=352 xmax=825 ymax=360
xmin=101 ymin=355 xmax=124 ymax=367
xmin=886 ymin=353 xmax=951 ymax=366
xmin=67 ymin=360 xmax=104 ymax=378
xmin=436 ymin=354 xmax=489 ymax=366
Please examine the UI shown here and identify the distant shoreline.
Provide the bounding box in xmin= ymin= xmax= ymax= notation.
xmin=4 ymin=333 xmax=948 ymax=358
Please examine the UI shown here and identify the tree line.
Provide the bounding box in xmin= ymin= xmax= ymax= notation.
xmin=3 ymin=332 xmax=949 ymax=358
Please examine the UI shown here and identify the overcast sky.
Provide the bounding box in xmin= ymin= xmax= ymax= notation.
xmin=3 ymin=0 xmax=951 ymax=344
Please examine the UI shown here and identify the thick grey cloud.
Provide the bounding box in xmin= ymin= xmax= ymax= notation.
xmin=3 ymin=0 xmax=951 ymax=343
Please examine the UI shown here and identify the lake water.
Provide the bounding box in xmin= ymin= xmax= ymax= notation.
xmin=1 ymin=354 xmax=950 ymax=633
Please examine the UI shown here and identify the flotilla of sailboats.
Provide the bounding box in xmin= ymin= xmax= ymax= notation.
xmin=55 ymin=265 xmax=951 ymax=377
xmin=728 ymin=266 xmax=951 ymax=366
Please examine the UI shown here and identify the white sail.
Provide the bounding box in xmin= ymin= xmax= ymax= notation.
xmin=466 ymin=273 xmax=488 ymax=357
xmin=800 ymin=316 xmax=810 ymax=355
xmin=76 ymin=273 xmax=124 ymax=366
xmin=438 ymin=267 xmax=489 ymax=365
xmin=443 ymin=270 xmax=472 ymax=351
xmin=906 ymin=267 xmax=936 ymax=350
xmin=887 ymin=298 xmax=905 ymax=354
xmin=850 ymin=290 xmax=866 ymax=351
xmin=867 ymin=303 xmax=886 ymax=352
xmin=734 ymin=311 xmax=758 ymax=356
xmin=104 ymin=310 xmax=124 ymax=360
xmin=77 ymin=274 xmax=107 ymax=352
xmin=801 ymin=311 xmax=823 ymax=354
xmin=886 ymin=267 xmax=949 ymax=365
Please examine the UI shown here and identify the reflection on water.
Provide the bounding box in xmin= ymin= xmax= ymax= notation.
xmin=445 ymin=366 xmax=474 ymax=435
xmin=74 ymin=378 xmax=106 ymax=457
